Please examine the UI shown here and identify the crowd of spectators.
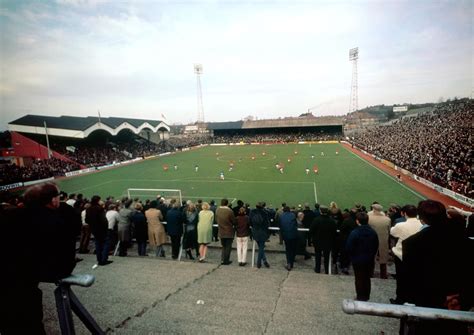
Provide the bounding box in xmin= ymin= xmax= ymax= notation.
xmin=166 ymin=135 xmax=212 ymax=149
xmin=0 ymin=157 xmax=80 ymax=186
xmin=211 ymin=132 xmax=341 ymax=144
xmin=166 ymin=131 xmax=341 ymax=149
xmin=353 ymin=100 xmax=473 ymax=197
xmin=2 ymin=183 xmax=472 ymax=333
xmin=56 ymin=139 xmax=165 ymax=167
xmin=0 ymin=138 xmax=168 ymax=186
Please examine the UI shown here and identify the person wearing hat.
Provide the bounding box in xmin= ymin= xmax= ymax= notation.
xmin=309 ymin=205 xmax=337 ymax=274
xmin=368 ymin=203 xmax=391 ymax=279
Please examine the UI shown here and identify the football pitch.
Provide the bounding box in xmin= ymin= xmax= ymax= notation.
xmin=56 ymin=143 xmax=424 ymax=209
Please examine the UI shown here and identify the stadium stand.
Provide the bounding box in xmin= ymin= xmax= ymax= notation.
xmin=1 ymin=115 xmax=171 ymax=186
xmin=353 ymin=99 xmax=473 ymax=197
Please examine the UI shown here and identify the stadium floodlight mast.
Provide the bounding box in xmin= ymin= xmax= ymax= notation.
xmin=194 ymin=63 xmax=205 ymax=124
xmin=349 ymin=47 xmax=359 ymax=114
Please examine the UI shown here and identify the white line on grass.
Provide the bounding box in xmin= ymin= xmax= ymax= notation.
xmin=122 ymin=178 xmax=314 ymax=185
xmin=71 ymin=180 xmax=115 ymax=194
xmin=176 ymin=176 xmax=245 ymax=182
xmin=313 ymin=182 xmax=318 ymax=203
xmin=185 ymin=195 xmax=236 ymax=201
xmin=342 ymin=147 xmax=425 ymax=200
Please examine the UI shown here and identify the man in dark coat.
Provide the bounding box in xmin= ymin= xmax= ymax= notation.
xmin=302 ymin=203 xmax=315 ymax=246
xmin=86 ymin=195 xmax=110 ymax=265
xmin=1 ymin=190 xmax=44 ymax=334
xmin=339 ymin=208 xmax=358 ymax=274
xmin=166 ymin=201 xmax=185 ymax=259
xmin=250 ymin=202 xmax=270 ymax=268
xmin=31 ymin=183 xmax=80 ymax=282
xmin=1 ymin=182 xmax=79 ymax=334
xmin=309 ymin=205 xmax=337 ymax=274
xmin=402 ymin=200 xmax=473 ymax=334
xmin=279 ymin=206 xmax=298 ymax=270
xmin=209 ymin=200 xmax=219 ymax=242
xmin=232 ymin=199 xmax=244 ymax=217
xmin=346 ymin=212 xmax=379 ymax=301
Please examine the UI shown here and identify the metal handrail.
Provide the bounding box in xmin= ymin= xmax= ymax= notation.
xmin=342 ymin=299 xmax=474 ymax=323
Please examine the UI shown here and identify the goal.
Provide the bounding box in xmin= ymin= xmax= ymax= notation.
xmin=126 ymin=188 xmax=182 ymax=204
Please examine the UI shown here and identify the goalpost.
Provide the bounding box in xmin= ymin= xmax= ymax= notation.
xmin=127 ymin=188 xmax=183 ymax=204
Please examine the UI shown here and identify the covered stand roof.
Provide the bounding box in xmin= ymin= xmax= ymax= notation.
xmin=206 ymin=116 xmax=343 ymax=130
xmin=8 ymin=114 xmax=170 ymax=139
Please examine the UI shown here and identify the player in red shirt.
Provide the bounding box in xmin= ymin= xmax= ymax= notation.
xmin=313 ymin=165 xmax=319 ymax=174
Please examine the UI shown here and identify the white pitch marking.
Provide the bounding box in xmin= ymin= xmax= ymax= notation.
xmin=122 ymin=178 xmax=313 ymax=185
xmin=313 ymin=182 xmax=318 ymax=203
xmin=71 ymin=180 xmax=115 ymax=193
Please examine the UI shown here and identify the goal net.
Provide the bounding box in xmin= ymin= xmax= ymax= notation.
xmin=127 ymin=188 xmax=182 ymax=204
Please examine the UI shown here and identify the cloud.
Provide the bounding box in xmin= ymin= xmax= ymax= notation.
xmin=0 ymin=0 xmax=472 ymax=129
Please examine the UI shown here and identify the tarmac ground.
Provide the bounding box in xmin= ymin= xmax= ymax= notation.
xmin=40 ymin=236 xmax=399 ymax=334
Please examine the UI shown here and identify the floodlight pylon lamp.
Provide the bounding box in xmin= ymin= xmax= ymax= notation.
xmin=349 ymin=47 xmax=359 ymax=114
xmin=194 ymin=64 xmax=203 ymax=74
xmin=194 ymin=63 xmax=204 ymax=123
xmin=349 ymin=47 xmax=359 ymax=61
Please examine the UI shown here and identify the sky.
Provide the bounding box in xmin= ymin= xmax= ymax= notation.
xmin=0 ymin=0 xmax=472 ymax=130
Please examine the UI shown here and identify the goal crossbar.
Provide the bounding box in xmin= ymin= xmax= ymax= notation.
xmin=127 ymin=188 xmax=182 ymax=204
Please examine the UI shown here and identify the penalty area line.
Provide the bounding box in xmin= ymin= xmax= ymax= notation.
xmin=313 ymin=182 xmax=318 ymax=203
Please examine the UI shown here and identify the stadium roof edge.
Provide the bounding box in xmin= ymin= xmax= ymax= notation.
xmin=8 ymin=114 xmax=170 ymax=139
xmin=206 ymin=116 xmax=343 ymax=130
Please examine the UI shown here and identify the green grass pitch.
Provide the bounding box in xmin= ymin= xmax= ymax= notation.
xmin=56 ymin=143 xmax=424 ymax=209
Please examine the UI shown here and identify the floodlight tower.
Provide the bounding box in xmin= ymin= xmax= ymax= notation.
xmin=349 ymin=47 xmax=359 ymax=113
xmin=194 ymin=64 xmax=204 ymax=123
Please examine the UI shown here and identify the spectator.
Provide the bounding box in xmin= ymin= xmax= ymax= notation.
xmin=279 ymin=206 xmax=298 ymax=271
xmin=131 ymin=203 xmax=148 ymax=256
xmin=338 ymin=208 xmax=358 ymax=274
xmin=166 ymin=200 xmax=185 ymax=260
xmin=216 ymin=198 xmax=236 ymax=265
xmin=146 ymin=200 xmax=166 ymax=257
xmin=117 ymin=199 xmax=133 ymax=257
xmin=86 ymin=195 xmax=111 ymax=266
xmin=236 ymin=206 xmax=251 ymax=266
xmin=346 ymin=212 xmax=379 ymax=301
xmin=197 ymin=202 xmax=214 ymax=262
xmin=296 ymin=211 xmax=311 ymax=260
xmin=389 ymin=205 xmax=422 ymax=304
xmin=310 ymin=205 xmax=337 ymax=274
xmin=1 ymin=182 xmax=79 ymax=334
xmin=209 ymin=199 xmax=219 ymax=242
xmin=402 ymin=200 xmax=473 ymax=334
xmin=368 ymin=204 xmax=391 ymax=279
xmin=249 ymin=202 xmax=269 ymax=268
